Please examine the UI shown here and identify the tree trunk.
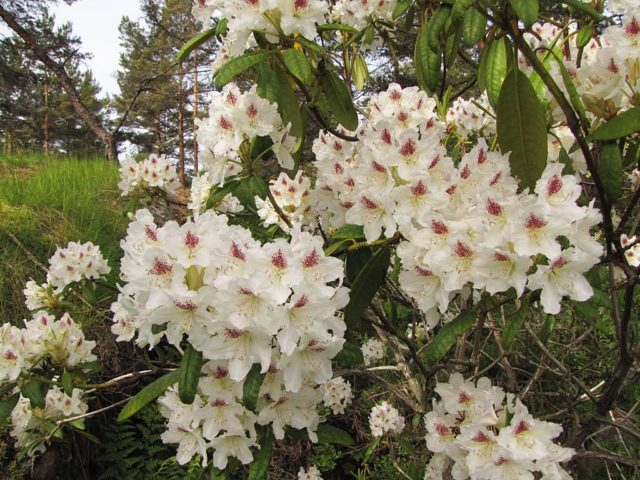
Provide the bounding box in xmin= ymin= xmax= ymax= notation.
xmin=0 ymin=5 xmax=118 ymax=161
xmin=177 ymin=63 xmax=185 ymax=185
xmin=43 ymin=80 xmax=49 ymax=156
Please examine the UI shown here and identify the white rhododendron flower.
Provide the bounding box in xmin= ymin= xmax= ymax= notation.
xmin=11 ymin=386 xmax=88 ymax=456
xmin=424 ymin=373 xmax=574 ymax=480
xmin=314 ymin=83 xmax=602 ymax=323
xmin=322 ymin=376 xmax=353 ymax=414
xmin=361 ymin=338 xmax=385 ymax=366
xmin=369 ymin=401 xmax=405 ymax=437
xmin=298 ymin=465 xmax=323 ymax=480
xmin=46 ymin=241 xmax=110 ymax=289
xmin=113 ymin=209 xmax=348 ymax=467
xmin=256 ymin=171 xmax=314 ymax=232
xmin=118 ymin=154 xmax=179 ymax=196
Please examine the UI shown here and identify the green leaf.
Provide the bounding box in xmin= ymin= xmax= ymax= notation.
xmin=540 ymin=315 xmax=556 ymax=343
xmin=559 ymin=147 xmax=575 ymax=175
xmin=243 ymin=364 xmax=265 ymax=412
xmin=481 ymin=37 xmax=508 ymax=107
xmin=344 ymin=247 xmax=391 ymax=332
xmin=363 ymin=438 xmax=380 ymax=462
xmin=598 ymin=143 xmax=623 ymax=202
xmin=423 ymin=310 xmax=477 ymax=367
xmin=0 ymin=393 xmax=19 ymax=425
xmin=179 ymin=345 xmax=203 ymax=404
xmin=118 ymin=370 xmax=179 ymax=422
xmin=462 ymin=7 xmax=486 ymax=46
xmin=62 ymin=369 xmax=73 ymax=397
xmin=445 ymin=25 xmax=462 ymax=67
xmin=332 ymin=224 xmax=365 ymax=240
xmin=316 ymin=424 xmax=354 ymax=445
xmin=333 ymin=341 xmax=365 ymax=367
xmin=295 ymin=37 xmax=325 ymax=54
xmin=317 ymin=22 xmax=360 ymax=33
xmin=178 ymin=28 xmax=216 ymax=63
xmin=451 ymin=0 xmax=474 ymax=25
xmin=591 ymin=107 xmax=640 ymax=141
xmin=497 ymin=68 xmax=548 ymax=191
xmin=318 ymin=71 xmax=359 ymax=131
xmin=346 ymin=248 xmax=372 ymax=283
xmin=21 ymin=379 xmax=45 ymax=409
xmin=323 ymin=238 xmax=352 ymax=257
xmin=576 ymin=24 xmax=593 ymax=48
xmin=561 ymin=0 xmax=604 ymax=20
xmin=247 ymin=430 xmax=274 ymax=480
xmin=257 ymin=64 xmax=304 ymax=150
xmin=415 ymin=24 xmax=442 ymax=94
xmin=509 ymin=0 xmax=538 ymax=28
xmin=214 ymin=51 xmax=272 ymax=88
xmin=502 ymin=296 xmax=530 ymax=349
xmin=282 ymin=48 xmax=313 ymax=85
xmin=392 ymin=0 xmax=411 ymax=20
xmin=209 ymin=466 xmax=230 ymax=480
xmin=427 ymin=6 xmax=451 ymax=51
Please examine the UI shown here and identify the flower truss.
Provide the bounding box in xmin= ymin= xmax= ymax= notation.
xmin=321 ymin=376 xmax=353 ymax=415
xmin=369 ymin=401 xmax=405 ymax=438
xmin=111 ymin=208 xmax=349 ymax=468
xmin=255 ymin=171 xmax=314 ymax=232
xmin=312 ymin=83 xmax=603 ymax=324
xmin=23 ymin=241 xmax=110 ymax=311
xmin=195 ymin=83 xmax=298 ymax=185
xmin=118 ymin=153 xmax=179 ymax=196
xmin=298 ymin=465 xmax=323 ymax=480
xmin=424 ymin=373 xmax=574 ymax=480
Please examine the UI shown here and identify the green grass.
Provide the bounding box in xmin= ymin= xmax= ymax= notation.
xmin=0 ymin=152 xmax=126 ymax=324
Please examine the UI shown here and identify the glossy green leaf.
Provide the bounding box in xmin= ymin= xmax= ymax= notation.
xmin=243 ymin=364 xmax=265 ymax=412
xmin=497 ymin=68 xmax=548 ymax=191
xmin=179 ymin=344 xmax=203 ymax=404
xmin=282 ymin=48 xmax=313 ymax=85
xmin=178 ymin=28 xmax=216 ymax=63
xmin=247 ymin=430 xmax=274 ymax=480
xmin=214 ymin=51 xmax=272 ymax=88
xmin=445 ymin=25 xmax=462 ymax=67
xmin=598 ymin=143 xmax=623 ymax=202
xmin=502 ymin=296 xmax=530 ymax=349
xmin=62 ymin=369 xmax=73 ymax=397
xmin=323 ymin=238 xmax=352 ymax=257
xmin=332 ymin=224 xmax=365 ymax=240
xmin=333 ymin=341 xmax=365 ymax=367
xmin=318 ymin=72 xmax=359 ymax=131
xmin=21 ymin=379 xmax=45 ymax=409
xmin=451 ymin=0 xmax=474 ymax=25
xmin=509 ymin=0 xmax=538 ymax=28
xmin=118 ymin=370 xmax=179 ymax=422
xmin=317 ymin=22 xmax=359 ymax=33
xmin=295 ymin=37 xmax=324 ymax=54
xmin=392 ymin=0 xmax=411 ymax=19
xmin=481 ymin=37 xmax=508 ymax=107
xmin=562 ymin=0 xmax=604 ymax=20
xmin=423 ymin=310 xmax=477 ymax=367
xmin=415 ymin=24 xmax=441 ymax=94
xmin=576 ymin=24 xmax=593 ymax=48
xmin=316 ymin=424 xmax=354 ymax=445
xmin=0 ymin=393 xmax=19 ymax=425
xmin=344 ymin=247 xmax=391 ymax=332
xmin=462 ymin=7 xmax=486 ymax=46
xmin=427 ymin=6 xmax=451 ymax=51
xmin=257 ymin=65 xmax=304 ymax=150
xmin=591 ymin=107 xmax=640 ymax=141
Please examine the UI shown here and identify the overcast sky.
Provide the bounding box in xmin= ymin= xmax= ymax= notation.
xmin=52 ymin=0 xmax=142 ymax=96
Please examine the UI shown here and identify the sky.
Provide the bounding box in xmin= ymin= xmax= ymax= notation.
xmin=52 ymin=0 xmax=142 ymax=97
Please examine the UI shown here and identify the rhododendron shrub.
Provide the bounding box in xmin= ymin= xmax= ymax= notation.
xmin=2 ymin=0 xmax=640 ymax=478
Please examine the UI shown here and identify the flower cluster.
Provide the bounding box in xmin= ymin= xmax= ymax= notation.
xmin=298 ymin=465 xmax=323 ymax=480
xmin=195 ymin=83 xmax=298 ymax=186
xmin=112 ymin=208 xmax=349 ymax=467
xmin=361 ymin=338 xmax=385 ymax=366
xmin=321 ymin=376 xmax=353 ymax=415
xmin=446 ymin=93 xmax=495 ymax=139
xmin=313 ymin=83 xmax=602 ymax=321
xmin=369 ymin=401 xmax=405 ymax=438
xmin=1 ymin=311 xmax=96 ymax=384
xmin=118 ymin=154 xmax=179 ymax=196
xmin=255 ymin=171 xmax=314 ymax=232
xmin=10 ymin=386 xmax=88 ymax=455
xmin=188 ymin=174 xmax=244 ymax=217
xmin=23 ymin=241 xmax=110 ymax=312
xmin=424 ymin=373 xmax=574 ymax=480
xmin=193 ymin=0 xmax=328 ymax=63
xmin=333 ymin=0 xmax=398 ymax=30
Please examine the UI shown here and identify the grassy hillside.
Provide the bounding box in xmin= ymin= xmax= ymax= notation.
xmin=0 ymin=153 xmax=126 ymax=325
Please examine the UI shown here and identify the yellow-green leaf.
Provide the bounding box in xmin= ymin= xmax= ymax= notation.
xmin=214 ymin=51 xmax=273 ymax=88
xmin=462 ymin=7 xmax=486 ymax=46
xmin=118 ymin=371 xmax=179 ymax=422
xmin=423 ymin=310 xmax=477 ymax=367
xmin=598 ymin=143 xmax=623 ymax=202
xmin=178 ymin=344 xmax=203 ymax=404
xmin=591 ymin=107 xmax=640 ymax=141
xmin=509 ymin=0 xmax=539 ymax=29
